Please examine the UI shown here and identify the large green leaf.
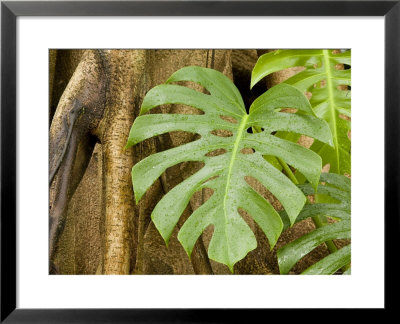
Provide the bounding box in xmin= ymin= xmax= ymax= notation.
xmin=278 ymin=173 xmax=351 ymax=274
xmin=126 ymin=66 xmax=333 ymax=271
xmin=251 ymin=49 xmax=351 ymax=175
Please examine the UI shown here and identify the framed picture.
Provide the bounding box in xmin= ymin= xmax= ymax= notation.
xmin=1 ymin=0 xmax=397 ymax=321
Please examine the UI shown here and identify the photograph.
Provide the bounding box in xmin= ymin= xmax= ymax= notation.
xmin=49 ymin=49 xmax=351 ymax=275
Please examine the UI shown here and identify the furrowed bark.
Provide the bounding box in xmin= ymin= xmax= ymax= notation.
xmin=98 ymin=50 xmax=148 ymax=274
xmin=50 ymin=50 xmax=86 ymax=123
xmin=49 ymin=50 xmax=107 ymax=272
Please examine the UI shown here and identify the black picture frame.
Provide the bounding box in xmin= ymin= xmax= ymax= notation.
xmin=1 ymin=0 xmax=398 ymax=322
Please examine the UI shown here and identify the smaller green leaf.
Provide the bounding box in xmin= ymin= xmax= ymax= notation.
xmin=301 ymin=244 xmax=351 ymax=275
xmin=251 ymin=50 xmax=322 ymax=88
xmin=278 ymin=220 xmax=351 ymax=274
xmin=251 ymin=49 xmax=351 ymax=175
xmin=277 ymin=173 xmax=351 ymax=274
xmin=320 ymin=172 xmax=351 ymax=191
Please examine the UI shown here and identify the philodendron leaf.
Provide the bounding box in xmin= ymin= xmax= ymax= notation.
xmin=278 ymin=173 xmax=351 ymax=275
xmin=251 ymin=49 xmax=351 ymax=175
xmin=126 ymin=66 xmax=332 ymax=271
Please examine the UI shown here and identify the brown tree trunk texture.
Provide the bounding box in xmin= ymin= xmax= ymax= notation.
xmin=49 ymin=49 xmax=335 ymax=275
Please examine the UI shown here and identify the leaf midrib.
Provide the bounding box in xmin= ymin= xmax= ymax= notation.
xmin=222 ymin=114 xmax=248 ymax=263
xmin=323 ymin=49 xmax=340 ymax=172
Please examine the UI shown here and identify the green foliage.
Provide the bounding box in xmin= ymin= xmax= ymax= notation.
xmin=277 ymin=173 xmax=351 ymax=275
xmin=126 ymin=66 xmax=333 ymax=271
xmin=251 ymin=49 xmax=351 ymax=175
